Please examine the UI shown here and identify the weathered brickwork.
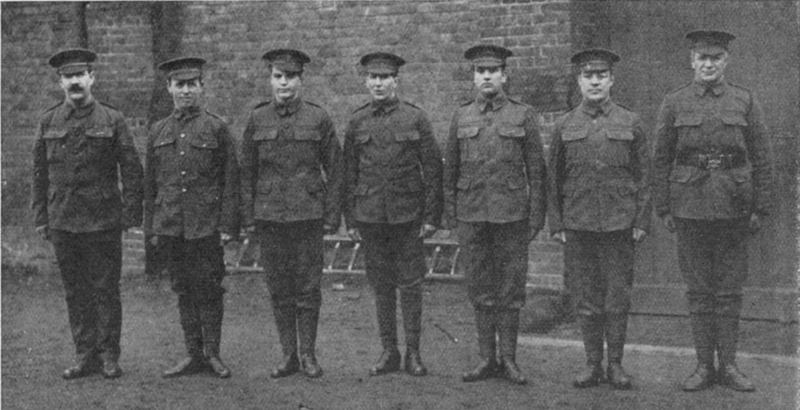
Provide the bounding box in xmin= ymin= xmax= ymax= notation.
xmin=2 ymin=0 xmax=574 ymax=281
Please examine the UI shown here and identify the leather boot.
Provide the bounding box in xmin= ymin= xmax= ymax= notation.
xmin=370 ymin=289 xmax=400 ymax=376
xmin=298 ymin=308 xmax=323 ymax=378
xmin=164 ymin=295 xmax=208 ymax=378
xmin=400 ymin=288 xmax=426 ymax=376
xmin=716 ymin=311 xmax=754 ymax=391
xmin=463 ymin=308 xmax=499 ymax=382
xmin=201 ymin=297 xmax=231 ymax=378
xmin=162 ymin=355 xmax=208 ymax=378
xmin=98 ymin=351 xmax=122 ymax=379
xmin=271 ymin=305 xmax=299 ymax=378
xmin=498 ymin=309 xmax=527 ymax=385
xmin=573 ymin=315 xmax=604 ymax=388
xmin=63 ymin=352 xmax=100 ymax=380
xmin=682 ymin=313 xmax=716 ymax=391
xmin=605 ymin=314 xmax=632 ymax=389
xmin=370 ymin=348 xmax=401 ymax=376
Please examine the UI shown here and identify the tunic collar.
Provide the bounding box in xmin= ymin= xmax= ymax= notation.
xmin=692 ymin=78 xmax=727 ymax=97
xmin=370 ymin=96 xmax=400 ymax=115
xmin=173 ymin=105 xmax=202 ymax=122
xmin=476 ymin=91 xmax=508 ymax=112
xmin=580 ymin=98 xmax=613 ymax=118
xmin=64 ymin=99 xmax=96 ymax=120
xmin=274 ymin=96 xmax=302 ymax=117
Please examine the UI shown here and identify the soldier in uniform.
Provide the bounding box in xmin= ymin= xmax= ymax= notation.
xmin=32 ymin=48 xmax=144 ymax=379
xmin=342 ymin=52 xmax=443 ymax=377
xmin=443 ymin=45 xmax=547 ymax=385
xmin=240 ymin=49 xmax=341 ymax=379
xmin=548 ymin=49 xmax=651 ymax=390
xmin=654 ymin=30 xmax=772 ymax=392
xmin=144 ymin=57 xmax=240 ymax=379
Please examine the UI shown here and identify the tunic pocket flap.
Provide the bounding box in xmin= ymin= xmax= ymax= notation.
xmin=390 ymin=177 xmax=422 ymax=192
xmin=731 ymin=168 xmax=752 ymax=183
xmin=668 ymin=166 xmax=696 ymax=183
xmin=498 ymin=126 xmax=525 ymax=138
xmin=85 ymin=127 xmax=113 ymax=138
xmin=562 ymin=129 xmax=588 ymax=141
xmin=43 ymin=129 xmax=68 ymax=140
xmin=394 ymin=130 xmax=420 ymax=142
xmin=507 ymin=175 xmax=527 ymax=189
xmin=457 ymin=126 xmax=480 ymax=139
xmin=721 ymin=112 xmax=748 ymax=127
xmin=153 ymin=134 xmax=176 ymax=147
xmin=295 ymin=129 xmax=322 ymax=141
xmin=190 ymin=135 xmax=219 ymax=149
xmin=257 ymin=180 xmax=273 ymax=194
xmin=674 ymin=114 xmax=703 ymax=127
xmin=606 ymin=130 xmax=634 ymax=141
xmin=253 ymin=129 xmax=278 ymax=141
xmin=456 ymin=178 xmax=471 ymax=190
xmin=355 ymin=132 xmax=371 ymax=144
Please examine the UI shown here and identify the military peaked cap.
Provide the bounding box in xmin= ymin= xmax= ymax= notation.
xmin=570 ymin=48 xmax=620 ymax=72
xmin=48 ymin=48 xmax=97 ymax=75
xmin=262 ymin=48 xmax=311 ymax=73
xmin=686 ymin=30 xmax=736 ymax=53
xmin=360 ymin=52 xmax=405 ymax=75
xmin=464 ymin=44 xmax=513 ymax=68
xmin=158 ymin=56 xmax=206 ymax=81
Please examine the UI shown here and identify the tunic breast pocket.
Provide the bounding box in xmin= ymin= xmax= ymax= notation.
xmin=190 ymin=134 xmax=219 ymax=171
xmin=253 ymin=128 xmax=278 ymax=159
xmin=497 ymin=125 xmax=525 ymax=159
xmin=43 ymin=129 xmax=68 ymax=163
xmin=457 ymin=126 xmax=480 ymax=161
xmin=603 ymin=129 xmax=634 ymax=167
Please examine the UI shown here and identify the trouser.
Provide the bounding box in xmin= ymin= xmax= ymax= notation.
xmin=676 ymin=217 xmax=749 ymax=367
xmin=457 ymin=220 xmax=529 ymax=360
xmin=360 ymin=221 xmax=426 ymax=351
xmin=51 ymin=229 xmax=123 ymax=362
xmin=160 ymin=234 xmax=227 ymax=358
xmin=257 ymin=219 xmax=324 ymax=357
xmin=564 ymin=229 xmax=634 ymax=365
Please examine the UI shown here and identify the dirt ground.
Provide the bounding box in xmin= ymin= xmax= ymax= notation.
xmin=2 ymin=260 xmax=798 ymax=410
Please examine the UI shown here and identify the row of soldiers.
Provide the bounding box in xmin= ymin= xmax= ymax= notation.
xmin=32 ymin=29 xmax=771 ymax=393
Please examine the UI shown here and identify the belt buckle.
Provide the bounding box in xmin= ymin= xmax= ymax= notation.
xmin=706 ymin=157 xmax=722 ymax=169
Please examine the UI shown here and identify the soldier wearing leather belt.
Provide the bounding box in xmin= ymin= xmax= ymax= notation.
xmin=653 ymin=30 xmax=773 ymax=392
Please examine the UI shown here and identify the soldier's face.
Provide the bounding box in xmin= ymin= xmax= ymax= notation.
xmin=473 ymin=66 xmax=506 ymax=98
xmin=578 ymin=69 xmax=613 ymax=104
xmin=59 ymin=70 xmax=94 ymax=106
xmin=366 ymin=73 xmax=398 ymax=101
xmin=168 ymin=77 xmax=203 ymax=110
xmin=270 ymin=67 xmax=302 ymax=103
xmin=692 ymin=51 xmax=728 ymax=84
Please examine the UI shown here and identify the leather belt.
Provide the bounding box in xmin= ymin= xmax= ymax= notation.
xmin=676 ymin=152 xmax=746 ymax=170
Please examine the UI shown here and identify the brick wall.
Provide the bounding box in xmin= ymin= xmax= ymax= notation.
xmin=2 ymin=0 xmax=575 ymax=284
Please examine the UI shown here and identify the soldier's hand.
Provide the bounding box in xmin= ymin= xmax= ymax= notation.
xmin=220 ymin=233 xmax=234 ymax=246
xmin=528 ymin=228 xmax=540 ymax=243
xmin=149 ymin=235 xmax=159 ymax=247
xmin=632 ymin=228 xmax=647 ymax=243
xmin=347 ymin=228 xmax=362 ymax=242
xmin=748 ymin=213 xmax=762 ymax=233
xmin=419 ymin=224 xmax=437 ymax=239
xmin=323 ymin=224 xmax=338 ymax=236
xmin=35 ymin=225 xmax=50 ymax=241
xmin=552 ymin=231 xmax=566 ymax=244
xmin=662 ymin=214 xmax=676 ymax=233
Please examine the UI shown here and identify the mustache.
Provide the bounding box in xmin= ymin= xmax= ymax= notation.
xmin=68 ymin=85 xmax=83 ymax=92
